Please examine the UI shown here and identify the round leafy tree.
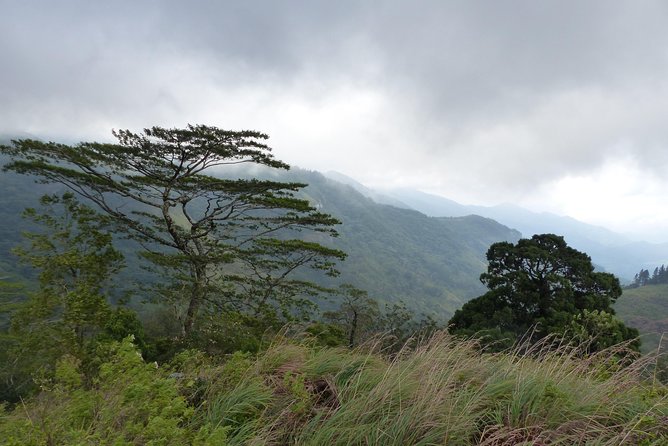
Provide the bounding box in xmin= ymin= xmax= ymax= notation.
xmin=448 ymin=234 xmax=639 ymax=351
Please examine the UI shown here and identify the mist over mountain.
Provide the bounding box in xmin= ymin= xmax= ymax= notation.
xmin=322 ymin=171 xmax=410 ymax=209
xmin=324 ymin=172 xmax=668 ymax=281
xmin=4 ymin=3 xmax=668 ymax=438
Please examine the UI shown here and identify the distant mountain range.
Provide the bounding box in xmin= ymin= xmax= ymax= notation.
xmin=325 ymin=171 xmax=668 ymax=281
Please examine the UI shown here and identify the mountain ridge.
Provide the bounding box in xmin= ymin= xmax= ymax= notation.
xmin=323 ymin=172 xmax=667 ymax=281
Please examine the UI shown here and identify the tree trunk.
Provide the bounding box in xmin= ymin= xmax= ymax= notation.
xmin=183 ymin=263 xmax=206 ymax=336
xmin=348 ymin=310 xmax=358 ymax=348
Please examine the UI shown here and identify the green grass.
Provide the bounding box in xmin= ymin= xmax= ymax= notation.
xmin=3 ymin=333 xmax=667 ymax=445
xmin=616 ymin=284 xmax=668 ymax=353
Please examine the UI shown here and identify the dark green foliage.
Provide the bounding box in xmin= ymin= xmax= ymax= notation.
xmin=0 ymin=194 xmax=127 ymax=401
xmin=446 ymin=292 xmax=518 ymax=350
xmin=99 ymin=307 xmax=148 ymax=350
xmin=1 ymin=126 xmax=344 ymax=336
xmin=304 ymin=321 xmax=347 ymax=347
xmin=449 ymin=234 xmax=639 ymax=351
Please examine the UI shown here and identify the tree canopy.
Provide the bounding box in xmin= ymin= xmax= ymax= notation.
xmin=0 ymin=125 xmax=345 ymax=337
xmin=448 ymin=234 xmax=639 ymax=351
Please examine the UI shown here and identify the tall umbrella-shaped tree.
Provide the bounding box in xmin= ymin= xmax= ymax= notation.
xmin=1 ymin=125 xmax=345 ymax=336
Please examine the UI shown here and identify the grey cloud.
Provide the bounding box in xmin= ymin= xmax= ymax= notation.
xmin=2 ymin=0 xmax=668 ymax=196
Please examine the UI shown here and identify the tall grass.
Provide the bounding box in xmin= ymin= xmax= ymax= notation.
xmin=2 ymin=332 xmax=667 ymax=444
xmin=197 ymin=332 xmax=668 ymax=445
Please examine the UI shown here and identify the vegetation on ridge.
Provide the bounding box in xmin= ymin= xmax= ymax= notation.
xmin=0 ymin=157 xmax=521 ymax=320
xmin=629 ymin=265 xmax=668 ymax=288
xmin=1 ymin=334 xmax=667 ymax=445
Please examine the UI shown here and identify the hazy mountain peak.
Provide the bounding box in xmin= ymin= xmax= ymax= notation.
xmin=323 ymin=177 xmax=667 ymax=282
xmin=323 ymin=171 xmax=412 ymax=209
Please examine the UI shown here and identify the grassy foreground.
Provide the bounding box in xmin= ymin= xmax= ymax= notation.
xmin=1 ymin=333 xmax=667 ymax=445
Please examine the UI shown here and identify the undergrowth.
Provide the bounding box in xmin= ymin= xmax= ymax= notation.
xmin=1 ymin=332 xmax=667 ymax=445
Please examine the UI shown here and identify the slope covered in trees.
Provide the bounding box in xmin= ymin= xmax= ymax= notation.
xmin=2 ymin=127 xmax=347 ymax=338
xmin=629 ymin=265 xmax=668 ymax=288
xmin=286 ymin=169 xmax=521 ymax=316
xmin=0 ymin=160 xmax=520 ymax=320
xmin=0 ymin=127 xmax=518 ymax=402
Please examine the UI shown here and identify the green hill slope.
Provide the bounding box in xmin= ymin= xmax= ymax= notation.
xmin=290 ymin=170 xmax=520 ymax=316
xmin=615 ymin=284 xmax=668 ymax=353
xmin=0 ymin=164 xmax=520 ymax=319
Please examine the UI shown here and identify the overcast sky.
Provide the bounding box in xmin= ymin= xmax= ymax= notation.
xmin=2 ymin=1 xmax=668 ymax=240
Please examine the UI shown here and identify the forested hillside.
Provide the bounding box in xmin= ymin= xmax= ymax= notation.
xmin=0 ymin=162 xmax=63 ymax=280
xmin=629 ymin=265 xmax=668 ymax=288
xmin=286 ymin=169 xmax=521 ymax=315
xmin=0 ymin=163 xmax=520 ymax=319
